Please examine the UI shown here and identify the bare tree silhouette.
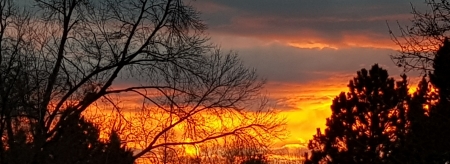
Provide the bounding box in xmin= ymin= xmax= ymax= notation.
xmin=390 ymin=0 xmax=450 ymax=72
xmin=0 ymin=0 xmax=284 ymax=163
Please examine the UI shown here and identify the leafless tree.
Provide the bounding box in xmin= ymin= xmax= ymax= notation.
xmin=0 ymin=0 xmax=45 ymax=162
xmin=0 ymin=0 xmax=285 ymax=163
xmin=97 ymin=50 xmax=285 ymax=163
xmin=221 ymin=135 xmax=269 ymax=164
xmin=390 ymin=0 xmax=450 ymax=72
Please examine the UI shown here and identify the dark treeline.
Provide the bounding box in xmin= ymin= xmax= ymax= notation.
xmin=305 ymin=0 xmax=450 ymax=161
xmin=305 ymin=39 xmax=450 ymax=163
xmin=3 ymin=111 xmax=135 ymax=164
xmin=0 ymin=0 xmax=280 ymax=163
xmin=305 ymin=0 xmax=450 ymax=163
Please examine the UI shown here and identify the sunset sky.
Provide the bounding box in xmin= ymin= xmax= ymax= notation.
xmin=190 ymin=0 xmax=427 ymax=149
xmin=14 ymin=0 xmax=430 ymax=154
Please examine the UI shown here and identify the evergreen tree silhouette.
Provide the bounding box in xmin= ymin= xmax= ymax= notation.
xmin=430 ymin=38 xmax=450 ymax=101
xmin=41 ymin=111 xmax=134 ymax=164
xmin=3 ymin=109 xmax=135 ymax=164
xmin=306 ymin=64 xmax=409 ymax=164
xmin=102 ymin=130 xmax=134 ymax=164
xmin=394 ymin=38 xmax=450 ymax=163
xmin=392 ymin=77 xmax=430 ymax=163
xmin=419 ymin=38 xmax=450 ymax=163
xmin=3 ymin=129 xmax=34 ymax=164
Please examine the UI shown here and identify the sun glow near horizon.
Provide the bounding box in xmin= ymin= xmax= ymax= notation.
xmin=80 ymin=70 xmax=421 ymax=163
xmin=264 ymin=78 xmax=348 ymax=150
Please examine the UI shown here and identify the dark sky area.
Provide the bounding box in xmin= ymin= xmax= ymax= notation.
xmin=191 ymin=0 xmax=426 ymax=84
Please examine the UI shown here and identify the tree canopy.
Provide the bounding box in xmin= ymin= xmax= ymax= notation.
xmin=306 ymin=64 xmax=409 ymax=164
xmin=307 ymin=39 xmax=450 ymax=163
xmin=0 ymin=0 xmax=283 ymax=163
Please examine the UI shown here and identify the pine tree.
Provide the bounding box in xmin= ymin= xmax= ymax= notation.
xmin=3 ymin=109 xmax=135 ymax=164
xmin=423 ymin=38 xmax=450 ymax=162
xmin=395 ymin=38 xmax=450 ymax=163
xmin=306 ymin=64 xmax=409 ymax=163
xmin=390 ymin=77 xmax=430 ymax=163
xmin=42 ymin=111 xmax=135 ymax=164
xmin=430 ymin=38 xmax=450 ymax=100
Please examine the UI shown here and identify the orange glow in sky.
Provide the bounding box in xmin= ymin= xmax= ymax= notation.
xmin=288 ymin=42 xmax=338 ymax=50
xmin=82 ymin=1 xmax=424 ymax=160
xmin=264 ymin=76 xmax=350 ymax=149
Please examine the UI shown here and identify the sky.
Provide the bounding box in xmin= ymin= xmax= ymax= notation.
xmin=190 ymin=0 xmax=427 ymax=149
xmin=13 ymin=0 xmax=430 ymax=155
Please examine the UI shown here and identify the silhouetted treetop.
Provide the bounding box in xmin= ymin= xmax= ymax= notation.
xmin=307 ymin=38 xmax=450 ymax=163
xmin=306 ymin=64 xmax=409 ymax=164
xmin=0 ymin=0 xmax=282 ymax=163
xmin=430 ymin=38 xmax=450 ymax=100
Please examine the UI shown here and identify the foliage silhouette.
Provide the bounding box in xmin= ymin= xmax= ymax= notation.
xmin=0 ymin=0 xmax=282 ymax=163
xmin=306 ymin=64 xmax=409 ymax=163
xmin=389 ymin=0 xmax=450 ymax=161
xmin=3 ymin=109 xmax=134 ymax=164
xmin=307 ymin=40 xmax=450 ymax=163
xmin=409 ymin=38 xmax=450 ymax=163
xmin=391 ymin=38 xmax=450 ymax=164
xmin=430 ymin=38 xmax=450 ymax=100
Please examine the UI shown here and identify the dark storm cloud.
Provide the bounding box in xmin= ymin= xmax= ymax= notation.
xmin=189 ymin=0 xmax=427 ymax=85
xmin=11 ymin=0 xmax=423 ymax=84
xmin=192 ymin=0 xmax=427 ymax=46
xmin=198 ymin=0 xmax=419 ymax=17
